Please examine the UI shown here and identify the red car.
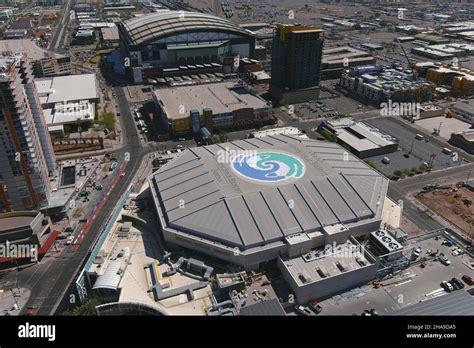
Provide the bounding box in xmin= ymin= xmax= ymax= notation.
xmin=461 ymin=275 xmax=474 ymax=286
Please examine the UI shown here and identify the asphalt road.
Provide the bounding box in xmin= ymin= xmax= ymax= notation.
xmin=16 ymin=84 xmax=144 ymax=315
xmin=49 ymin=0 xmax=72 ymax=52
xmin=387 ymin=163 xmax=474 ymax=232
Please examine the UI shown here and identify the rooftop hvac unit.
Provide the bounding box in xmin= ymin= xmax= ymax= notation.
xmin=298 ymin=273 xmax=311 ymax=283
xmin=335 ymin=262 xmax=346 ymax=272
xmin=316 ymin=267 xmax=327 ymax=278
xmin=388 ymin=242 xmax=399 ymax=250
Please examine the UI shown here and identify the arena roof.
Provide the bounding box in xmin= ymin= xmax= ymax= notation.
xmin=121 ymin=11 xmax=254 ymax=46
xmin=150 ymin=135 xmax=388 ymax=250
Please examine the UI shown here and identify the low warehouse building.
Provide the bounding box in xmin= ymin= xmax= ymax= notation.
xmin=153 ymin=82 xmax=272 ymax=135
xmin=449 ymin=129 xmax=474 ymax=154
xmin=320 ymin=119 xmax=399 ymax=159
xmin=0 ymin=211 xmax=58 ymax=268
xmin=278 ymin=239 xmax=377 ymax=303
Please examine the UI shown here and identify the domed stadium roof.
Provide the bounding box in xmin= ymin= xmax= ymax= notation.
xmin=120 ymin=11 xmax=255 ymax=46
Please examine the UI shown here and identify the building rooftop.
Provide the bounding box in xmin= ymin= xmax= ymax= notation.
xmin=279 ymin=240 xmax=373 ymax=287
xmin=322 ymin=46 xmax=374 ymax=66
xmin=331 ymin=121 xmax=398 ymax=152
xmin=0 ymin=39 xmax=65 ymax=61
xmin=43 ymin=101 xmax=95 ymax=126
xmin=453 ymin=101 xmax=474 ymax=115
xmin=101 ymin=26 xmax=120 ymax=41
xmin=452 ymin=129 xmax=474 ymax=142
xmin=0 ymin=212 xmax=38 ymax=231
xmin=121 ymin=11 xmax=254 ymax=46
xmin=391 ymin=291 xmax=474 ymax=316
xmin=35 ymin=74 xmax=99 ymax=104
xmin=251 ymin=126 xmax=306 ymax=139
xmin=239 ymin=298 xmax=286 ymax=316
xmin=155 ymin=82 xmax=269 ymax=120
xmin=150 ymin=135 xmax=388 ymax=249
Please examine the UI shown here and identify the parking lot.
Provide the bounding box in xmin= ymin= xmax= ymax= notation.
xmin=364 ymin=117 xmax=466 ymax=177
xmin=285 ymin=94 xmax=374 ymax=121
xmin=320 ymin=235 xmax=473 ymax=315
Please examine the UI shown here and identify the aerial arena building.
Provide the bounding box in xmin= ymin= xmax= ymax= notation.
xmin=149 ymin=135 xmax=389 ymax=269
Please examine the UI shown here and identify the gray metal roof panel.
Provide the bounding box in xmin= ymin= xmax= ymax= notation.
xmin=172 ymin=201 xmax=242 ymax=246
xmin=226 ymin=196 xmax=264 ymax=247
xmin=391 ymin=291 xmax=474 ymax=316
xmin=158 ymin=167 xmax=210 ymax=193
xmin=278 ymin=185 xmax=322 ymax=231
xmin=161 ymin=178 xmax=217 ymax=203
xmin=243 ymin=192 xmax=284 ymax=242
xmin=296 ymin=181 xmax=339 ymax=226
xmin=261 ymin=189 xmax=302 ymax=236
xmin=240 ymin=298 xmax=286 ymax=316
xmin=166 ymin=191 xmax=222 ymax=221
xmin=313 ymin=179 xmax=357 ymax=223
xmin=92 ymin=260 xmax=122 ymax=290
xmin=327 ymin=176 xmax=373 ymax=219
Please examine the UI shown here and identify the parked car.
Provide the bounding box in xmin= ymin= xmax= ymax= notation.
xmin=413 ymin=247 xmax=422 ymax=258
xmin=66 ymin=235 xmax=75 ymax=245
xmin=441 ymin=281 xmax=454 ymax=292
xmin=294 ymin=305 xmax=314 ymax=316
xmin=461 ymin=275 xmax=474 ymax=285
xmin=438 ymin=254 xmax=451 ymax=266
xmin=451 ymin=278 xmax=465 ymax=289
xmin=308 ymin=300 xmax=322 ymax=314
xmin=442 ymin=239 xmax=453 ymax=247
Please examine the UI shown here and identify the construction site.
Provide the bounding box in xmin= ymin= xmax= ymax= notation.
xmin=416 ymin=185 xmax=474 ymax=238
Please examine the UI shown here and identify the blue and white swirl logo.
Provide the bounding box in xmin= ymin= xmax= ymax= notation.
xmin=231 ymin=151 xmax=305 ymax=183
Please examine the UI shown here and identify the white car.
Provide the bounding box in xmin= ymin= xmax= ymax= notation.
xmin=438 ymin=254 xmax=451 ymax=266
xmin=66 ymin=236 xmax=75 ymax=245
xmin=413 ymin=247 xmax=422 ymax=258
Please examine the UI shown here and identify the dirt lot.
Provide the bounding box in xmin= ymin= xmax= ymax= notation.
xmin=416 ymin=187 xmax=474 ymax=236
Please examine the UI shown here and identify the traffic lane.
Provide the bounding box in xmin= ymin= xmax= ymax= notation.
xmin=388 ymin=183 xmax=443 ymax=232
xmin=34 ymin=150 xmax=142 ymax=314
xmin=39 ymin=89 xmax=146 ymax=313
xmin=390 ymin=163 xmax=474 ymax=197
xmin=22 ymin=88 xmax=143 ymax=314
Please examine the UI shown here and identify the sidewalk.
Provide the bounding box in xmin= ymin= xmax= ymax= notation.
xmin=0 ymin=287 xmax=30 ymax=316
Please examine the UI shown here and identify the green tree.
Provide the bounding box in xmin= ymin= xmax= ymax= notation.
xmin=62 ymin=298 xmax=101 ymax=316
xmin=98 ymin=112 xmax=116 ymax=129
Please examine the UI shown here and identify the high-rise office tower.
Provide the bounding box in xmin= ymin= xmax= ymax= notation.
xmin=271 ymin=24 xmax=324 ymax=104
xmin=0 ymin=54 xmax=55 ymax=212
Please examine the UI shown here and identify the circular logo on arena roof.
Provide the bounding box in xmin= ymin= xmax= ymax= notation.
xmin=231 ymin=151 xmax=305 ymax=184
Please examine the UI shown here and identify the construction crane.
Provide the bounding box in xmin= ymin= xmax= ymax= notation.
xmin=395 ymin=38 xmax=417 ymax=80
